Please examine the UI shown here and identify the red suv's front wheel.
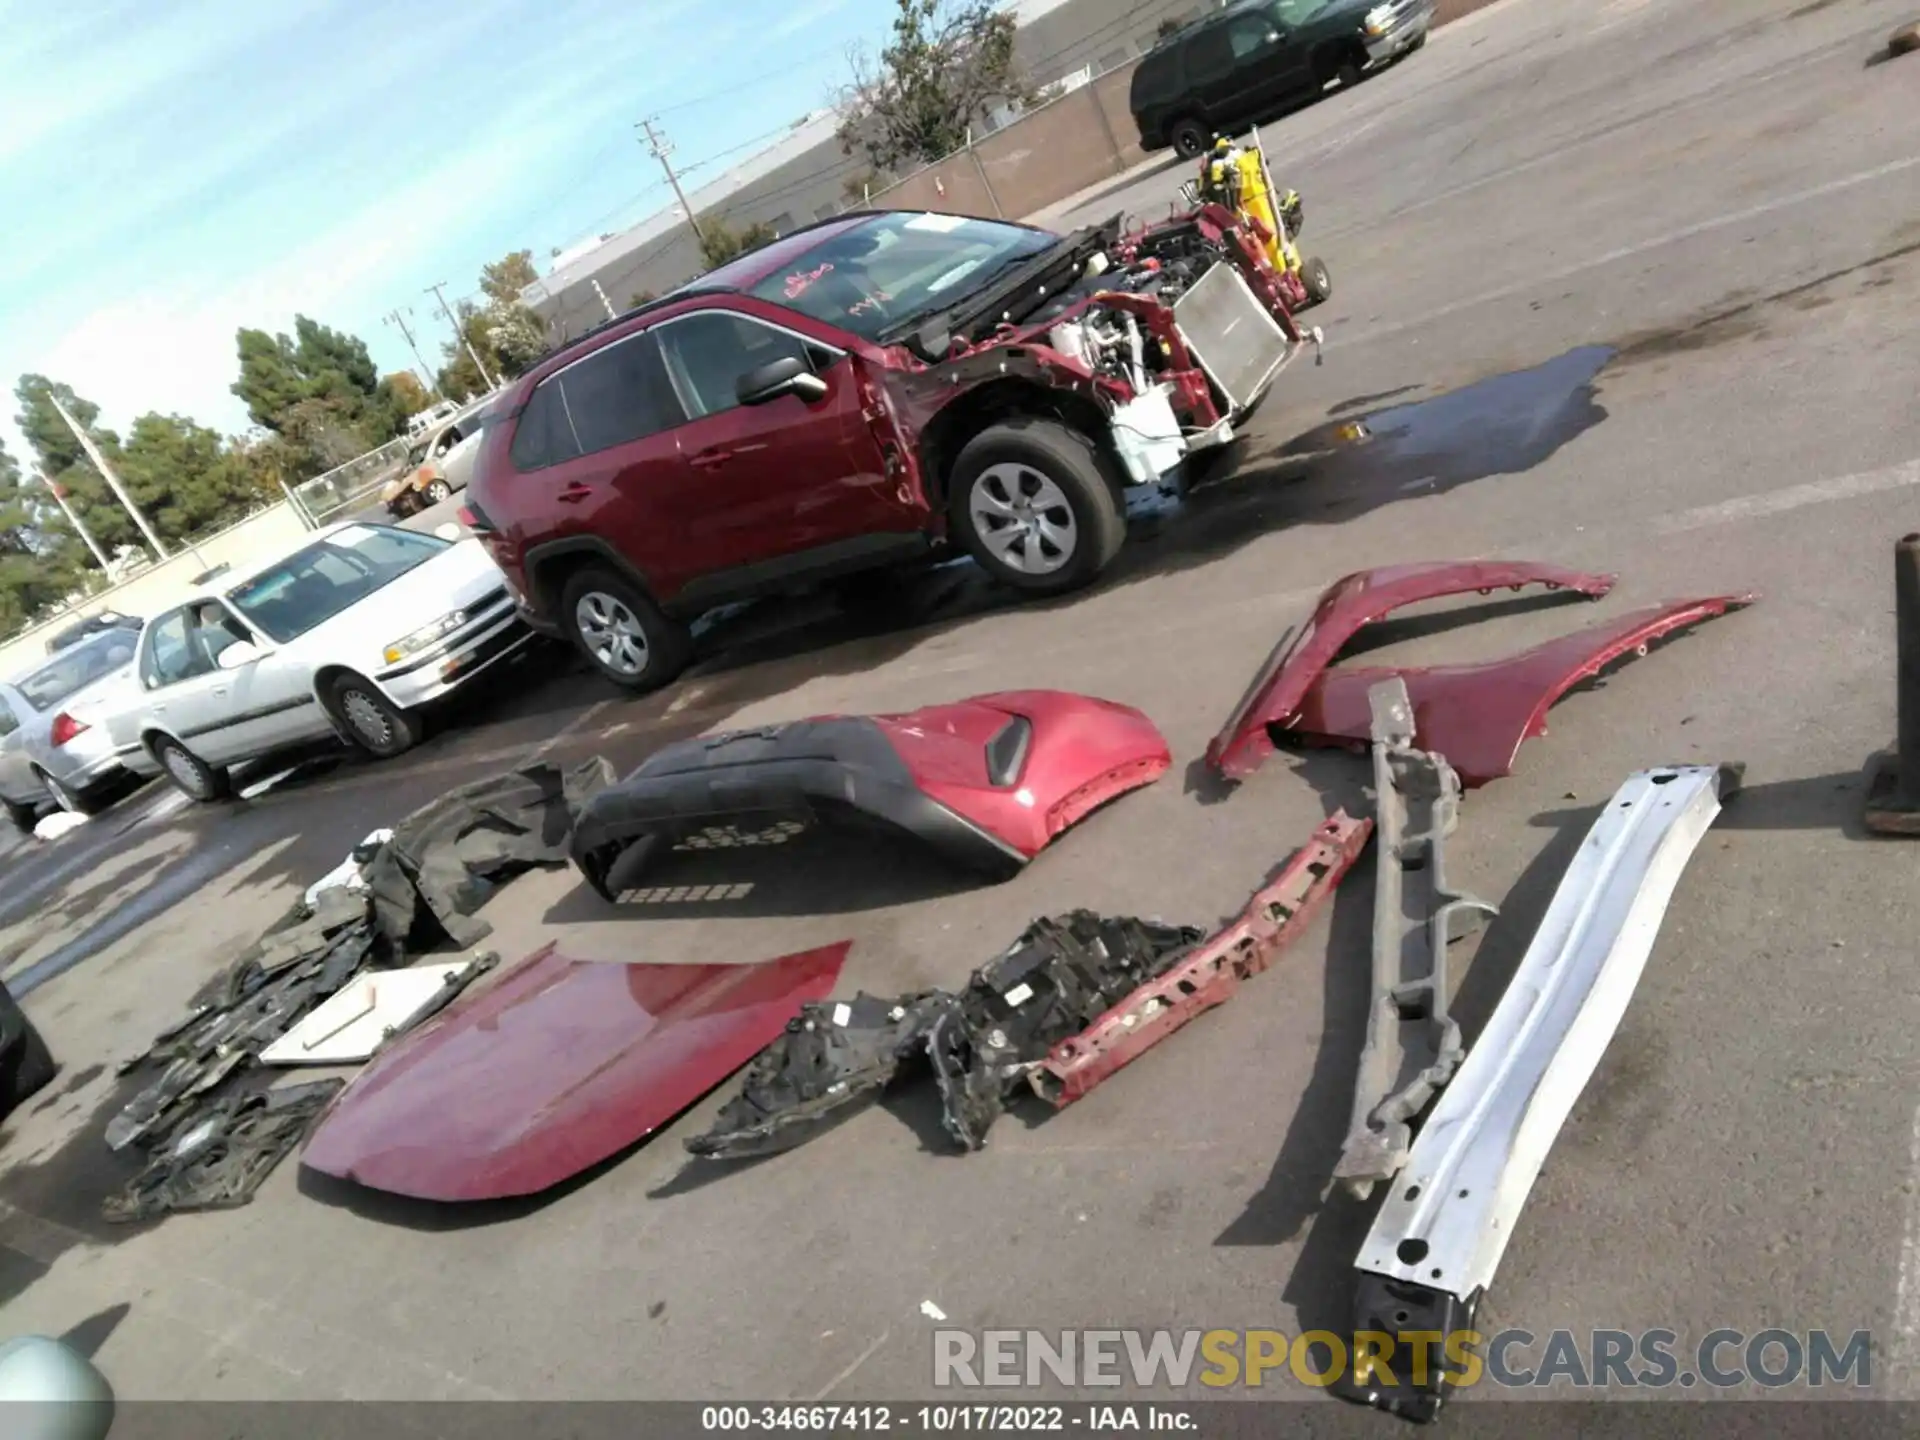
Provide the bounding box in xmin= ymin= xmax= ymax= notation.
xmin=948 ymin=419 xmax=1125 ymax=596
xmin=561 ymin=568 xmax=692 ymax=692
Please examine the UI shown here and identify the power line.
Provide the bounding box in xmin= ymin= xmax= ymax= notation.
xmin=384 ymin=308 xmax=440 ymax=396
xmin=652 ymin=43 xmax=847 ymax=116
xmin=638 ymin=117 xmax=707 ymax=248
xmin=425 ymin=281 xmax=499 ymax=391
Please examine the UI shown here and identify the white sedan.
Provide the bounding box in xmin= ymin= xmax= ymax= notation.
xmin=107 ymin=523 xmax=535 ymax=801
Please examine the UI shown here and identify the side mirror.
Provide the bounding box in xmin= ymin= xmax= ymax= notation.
xmin=736 ymin=356 xmax=829 ymax=407
xmin=216 ymin=640 xmax=263 ymax=671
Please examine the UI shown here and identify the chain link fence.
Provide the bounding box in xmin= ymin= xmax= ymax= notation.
xmin=290 ymin=435 xmax=418 ymax=527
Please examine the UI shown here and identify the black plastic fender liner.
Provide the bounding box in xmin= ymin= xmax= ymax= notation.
xmin=568 ymin=718 xmax=1026 ymax=899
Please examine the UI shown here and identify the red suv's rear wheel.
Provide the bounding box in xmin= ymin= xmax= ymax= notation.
xmin=561 ymin=568 xmax=692 ymax=692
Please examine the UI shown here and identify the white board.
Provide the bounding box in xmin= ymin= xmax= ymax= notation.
xmin=260 ymin=961 xmax=479 ymax=1066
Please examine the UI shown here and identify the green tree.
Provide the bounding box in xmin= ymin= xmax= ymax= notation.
xmin=231 ymin=315 xmax=406 ymax=475
xmin=627 ymin=289 xmax=658 ymax=308
xmin=0 ymin=437 xmax=88 ymax=633
xmin=117 ymin=414 xmax=273 ymax=539
xmin=383 ymin=370 xmax=432 ymax=417
xmin=433 ymin=250 xmax=552 ymax=397
xmin=13 ymin=375 xmax=143 ymax=555
xmin=839 ymin=0 xmax=1030 ymax=172
xmin=700 ymin=217 xmax=781 ymax=269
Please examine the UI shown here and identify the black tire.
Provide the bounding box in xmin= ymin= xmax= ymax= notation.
xmin=560 ymin=568 xmax=692 ymax=693
xmin=1408 ymin=29 xmax=1427 ymax=53
xmin=0 ymin=1011 xmax=57 ymax=1121
xmin=1302 ymin=255 xmax=1333 ymax=306
xmin=1337 ymin=58 xmax=1364 ymax=88
xmin=424 ymin=478 xmax=453 ymax=505
xmin=946 ymin=418 xmax=1126 ymax=596
xmin=1169 ymin=117 xmax=1210 ymax=159
xmin=2 ymin=794 xmax=35 ymax=835
xmin=324 ymin=673 xmax=423 ymax=758
xmin=148 ymin=734 xmax=231 ymax=803
xmin=33 ymin=768 xmax=98 ymax=818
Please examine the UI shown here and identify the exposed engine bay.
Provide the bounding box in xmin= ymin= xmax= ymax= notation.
xmin=881 ymin=207 xmax=1322 ymax=495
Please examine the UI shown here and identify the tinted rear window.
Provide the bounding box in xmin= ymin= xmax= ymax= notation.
xmin=1131 ymin=49 xmax=1182 ymax=105
xmin=510 ymin=382 xmax=582 ymax=471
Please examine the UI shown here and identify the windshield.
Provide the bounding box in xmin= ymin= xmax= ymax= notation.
xmin=1272 ymin=0 xmax=1336 ymax=21
xmin=227 ymin=524 xmax=451 ymax=642
xmin=16 ymin=629 xmax=139 ymax=710
xmin=747 ymin=213 xmax=1058 ymax=340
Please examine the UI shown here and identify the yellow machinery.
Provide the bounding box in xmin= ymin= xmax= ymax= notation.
xmin=1192 ymin=131 xmax=1330 ymax=308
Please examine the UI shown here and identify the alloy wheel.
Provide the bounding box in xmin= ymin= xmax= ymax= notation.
xmin=969 ymin=463 xmax=1079 ymax=577
xmin=575 ymin=591 xmax=651 ymax=677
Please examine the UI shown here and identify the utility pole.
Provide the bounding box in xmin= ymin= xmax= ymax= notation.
xmin=384 ymin=307 xmax=441 ymax=398
xmin=44 ymin=389 xmax=187 ymax=565
xmin=590 ymin=278 xmax=619 ymax=322
xmin=638 ymin=118 xmax=706 ymax=250
xmin=37 ymin=472 xmax=111 ymax=572
xmin=424 ymin=282 xmax=499 ymax=392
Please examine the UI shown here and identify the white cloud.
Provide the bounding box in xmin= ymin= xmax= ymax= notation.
xmin=0 ymin=0 xmax=340 ymax=165
xmin=26 ymin=117 xmax=575 ymax=444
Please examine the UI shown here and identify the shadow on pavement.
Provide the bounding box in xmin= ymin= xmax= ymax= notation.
xmin=58 ymin=1303 xmax=131 ymax=1359
xmin=1528 ymin=763 xmax=1875 ymax=839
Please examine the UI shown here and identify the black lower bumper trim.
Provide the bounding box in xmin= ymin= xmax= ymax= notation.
xmin=568 ymin=717 xmax=1026 ymax=899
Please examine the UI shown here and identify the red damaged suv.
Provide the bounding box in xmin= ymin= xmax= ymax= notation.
xmin=465 ymin=207 xmax=1315 ymax=690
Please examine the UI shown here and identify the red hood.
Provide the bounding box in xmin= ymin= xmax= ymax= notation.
xmin=301 ymin=942 xmax=849 ymax=1200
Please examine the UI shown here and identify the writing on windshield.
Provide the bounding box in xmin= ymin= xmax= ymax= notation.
xmin=749 ymin=213 xmax=1055 ymax=340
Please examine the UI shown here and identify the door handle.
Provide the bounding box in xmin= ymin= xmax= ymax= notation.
xmin=690 ymin=449 xmax=735 ymax=470
xmin=557 ymin=482 xmax=594 ymax=504
xmin=213 ymin=686 xmax=229 ymax=697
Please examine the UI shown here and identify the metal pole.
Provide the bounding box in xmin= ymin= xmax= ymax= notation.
xmin=425 ymin=282 xmax=499 ymax=392
xmin=1896 ymin=534 xmax=1920 ymax=800
xmin=44 ymin=389 xmax=180 ymax=563
xmin=278 ymin=477 xmax=318 ymax=531
xmin=37 ymin=473 xmax=112 ymax=571
xmin=639 ymin=118 xmax=707 ymax=249
xmin=384 ymin=308 xmax=442 ymax=398
xmin=1865 ymin=532 xmax=1920 ymax=833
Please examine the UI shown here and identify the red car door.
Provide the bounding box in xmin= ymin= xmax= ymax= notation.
xmin=645 ymin=308 xmax=913 ymax=591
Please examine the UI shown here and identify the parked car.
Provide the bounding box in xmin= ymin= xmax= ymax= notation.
xmin=0 ymin=976 xmax=57 ymax=1122
xmin=104 ymin=522 xmax=533 ymax=803
xmin=1131 ymin=0 xmax=1435 ymax=157
xmin=406 ymin=399 xmax=462 ymax=435
xmin=383 ymin=411 xmax=485 ymax=517
xmin=44 ymin=609 xmax=141 ymax=656
xmin=465 ymin=206 xmax=1318 ymax=693
xmin=0 ymin=626 xmax=145 ymax=832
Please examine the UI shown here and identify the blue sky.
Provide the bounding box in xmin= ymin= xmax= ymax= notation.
xmin=0 ymin=0 xmax=901 ymax=458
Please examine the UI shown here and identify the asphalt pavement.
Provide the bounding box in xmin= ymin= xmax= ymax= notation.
xmin=4 ymin=0 xmax=1920 ymax=1413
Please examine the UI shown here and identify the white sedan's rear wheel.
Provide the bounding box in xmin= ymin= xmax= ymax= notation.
xmin=150 ymin=736 xmax=230 ymax=803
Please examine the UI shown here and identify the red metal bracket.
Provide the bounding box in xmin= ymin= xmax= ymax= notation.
xmin=1032 ymin=810 xmax=1373 ymax=1107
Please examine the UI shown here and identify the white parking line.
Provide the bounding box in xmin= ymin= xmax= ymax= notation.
xmin=1895 ymin=1101 xmax=1920 ymax=1397
xmin=1343 ymin=152 xmax=1920 ymax=349
xmin=1651 ymin=459 xmax=1920 ymax=537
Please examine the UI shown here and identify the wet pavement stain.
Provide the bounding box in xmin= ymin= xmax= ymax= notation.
xmin=1292 ymin=345 xmax=1612 ymax=489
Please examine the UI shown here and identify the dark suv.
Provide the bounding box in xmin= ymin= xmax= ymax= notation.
xmin=1131 ymin=0 xmax=1434 ymax=158
xmin=465 ymin=207 xmax=1316 ymax=692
